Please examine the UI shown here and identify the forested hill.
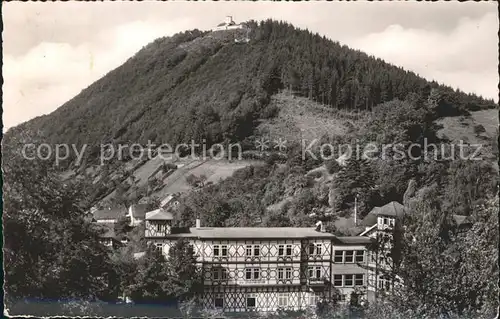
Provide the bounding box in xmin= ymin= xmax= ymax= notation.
xmin=8 ymin=19 xmax=495 ymax=161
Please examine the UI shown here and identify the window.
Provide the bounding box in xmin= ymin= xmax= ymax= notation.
xmin=334 ymin=250 xmax=343 ymax=263
xmin=308 ymin=266 xmax=322 ymax=279
xmin=315 ymin=266 xmax=322 ymax=278
xmin=279 ymin=244 xmax=293 ymax=256
xmin=279 ymin=267 xmax=292 ymax=280
xmin=383 ymin=218 xmax=389 ymax=225
xmin=338 ymin=294 xmax=346 ymax=302
xmin=333 ymin=275 xmax=343 ymax=287
xmin=155 ymin=243 xmax=163 ymax=252
xmin=277 ymin=293 xmax=288 ymax=307
xmin=378 ymin=276 xmax=391 ymax=290
xmin=213 ymin=245 xmax=228 ymax=257
xmin=246 ymin=244 xmax=260 ymax=257
xmin=344 ymin=274 xmax=354 ymax=286
xmin=309 ymin=243 xmax=322 ymax=256
xmin=245 ymin=268 xmax=260 ymax=280
xmin=355 ymin=274 xmax=364 ymax=286
xmin=345 ymin=250 xmax=354 ymax=263
xmin=355 ymin=250 xmax=365 ymax=263
xmin=214 ymin=294 xmax=224 ymax=309
xmin=212 ymin=267 xmax=227 ymax=281
xmin=246 ymin=294 xmax=257 ymax=308
xmin=254 ymin=268 xmax=260 ymax=280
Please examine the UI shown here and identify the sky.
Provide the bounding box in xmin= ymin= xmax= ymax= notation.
xmin=2 ymin=2 xmax=498 ymax=130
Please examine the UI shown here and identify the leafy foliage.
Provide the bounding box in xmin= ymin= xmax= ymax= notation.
xmin=375 ymin=196 xmax=499 ymax=318
xmin=127 ymin=239 xmax=201 ymax=305
xmin=3 ymin=130 xmax=113 ymax=302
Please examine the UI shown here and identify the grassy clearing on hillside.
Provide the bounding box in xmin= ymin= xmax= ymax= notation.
xmin=152 ymin=159 xmax=261 ymax=200
xmin=437 ymin=109 xmax=498 ymax=145
xmin=257 ymin=92 xmax=366 ymax=143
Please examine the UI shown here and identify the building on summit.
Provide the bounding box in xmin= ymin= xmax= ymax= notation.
xmin=213 ymin=16 xmax=245 ymax=31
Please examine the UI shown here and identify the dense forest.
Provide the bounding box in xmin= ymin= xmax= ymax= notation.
xmin=6 ymin=20 xmax=495 ymax=168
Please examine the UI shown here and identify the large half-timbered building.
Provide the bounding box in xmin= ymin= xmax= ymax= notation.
xmin=145 ymin=212 xmax=373 ymax=313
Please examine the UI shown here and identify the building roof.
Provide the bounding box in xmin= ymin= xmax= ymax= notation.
xmin=93 ymin=207 xmax=127 ymax=220
xmin=145 ymin=208 xmax=174 ymax=220
xmin=160 ymin=194 xmax=178 ymax=208
xmin=96 ymin=223 xmax=116 ymax=238
xmin=333 ymin=216 xmax=366 ymax=236
xmin=360 ymin=213 xmax=378 ymax=227
xmin=130 ymin=204 xmax=149 ymax=220
xmin=216 ymin=21 xmax=237 ymax=27
xmin=361 ymin=201 xmax=405 ymax=226
xmin=334 ymin=236 xmax=374 ymax=245
xmin=378 ymin=201 xmax=405 ymax=217
xmin=133 ymin=252 xmax=146 ymax=260
xmin=164 ymin=227 xmax=336 ymax=239
xmin=453 ymin=214 xmax=472 ymax=226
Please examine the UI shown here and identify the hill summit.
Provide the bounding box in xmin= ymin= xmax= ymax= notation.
xmin=7 ymin=19 xmax=496 ymax=167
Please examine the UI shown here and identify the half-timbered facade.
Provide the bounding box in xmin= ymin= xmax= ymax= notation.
xmin=144 ymin=217 xmax=373 ymax=313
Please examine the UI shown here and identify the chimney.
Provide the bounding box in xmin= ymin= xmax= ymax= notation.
xmin=225 ymin=16 xmax=233 ymax=24
xmin=196 ymin=218 xmax=201 ymax=229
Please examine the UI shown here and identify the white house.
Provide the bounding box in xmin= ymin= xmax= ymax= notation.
xmin=144 ymin=217 xmax=374 ymax=313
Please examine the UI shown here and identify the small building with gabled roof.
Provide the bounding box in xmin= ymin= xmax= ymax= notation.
xmin=145 ymin=208 xmax=174 ymax=238
xmin=93 ymin=206 xmax=128 ymax=224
